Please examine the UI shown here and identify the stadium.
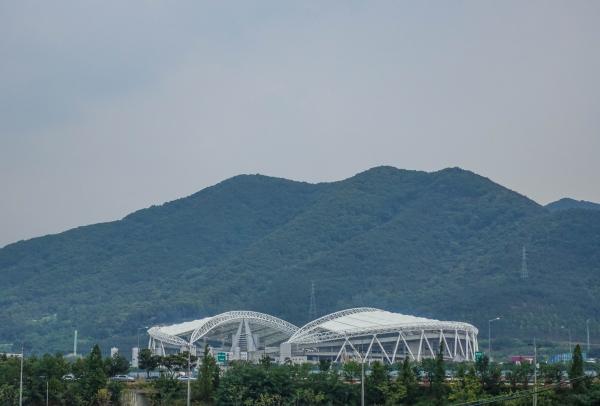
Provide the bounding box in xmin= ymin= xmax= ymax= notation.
xmin=148 ymin=308 xmax=478 ymax=364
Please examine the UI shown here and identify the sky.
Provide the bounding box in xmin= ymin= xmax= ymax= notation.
xmin=1 ymin=1 xmax=599 ymax=247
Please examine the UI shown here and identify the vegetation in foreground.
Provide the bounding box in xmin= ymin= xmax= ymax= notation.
xmin=3 ymin=343 xmax=600 ymax=405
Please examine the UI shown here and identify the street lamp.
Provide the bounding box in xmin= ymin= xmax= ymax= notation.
xmin=137 ymin=326 xmax=148 ymax=350
xmin=586 ymin=319 xmax=591 ymax=355
xmin=186 ymin=342 xmax=195 ymax=406
xmin=561 ymin=326 xmax=572 ymax=354
xmin=488 ymin=317 xmax=501 ymax=360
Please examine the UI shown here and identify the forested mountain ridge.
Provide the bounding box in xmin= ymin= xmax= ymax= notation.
xmin=546 ymin=197 xmax=600 ymax=212
xmin=1 ymin=166 xmax=599 ymax=354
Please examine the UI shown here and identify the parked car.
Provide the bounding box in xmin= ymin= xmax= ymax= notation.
xmin=62 ymin=373 xmax=76 ymax=381
xmin=110 ymin=375 xmax=135 ymax=382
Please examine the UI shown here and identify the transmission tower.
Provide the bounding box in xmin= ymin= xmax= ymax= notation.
xmin=521 ymin=245 xmax=528 ymax=279
xmin=308 ymin=281 xmax=317 ymax=321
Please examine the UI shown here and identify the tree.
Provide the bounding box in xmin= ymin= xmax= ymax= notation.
xmin=161 ymin=352 xmax=191 ymax=377
xmin=449 ymin=364 xmax=483 ymax=403
xmin=96 ymin=388 xmax=111 ymax=406
xmin=421 ymin=358 xmax=436 ymax=389
xmin=366 ymin=361 xmax=389 ymax=405
xmin=475 ymin=354 xmax=490 ymax=385
xmin=342 ymin=360 xmax=361 ymax=383
xmin=432 ymin=342 xmax=447 ymax=405
xmin=259 ymin=354 xmax=272 ymax=369
xmin=138 ymin=348 xmax=159 ymax=378
xmin=194 ymin=345 xmax=220 ymax=404
xmin=80 ymin=345 xmax=108 ymax=401
xmin=318 ymin=359 xmax=332 ymax=372
xmin=0 ymin=384 xmax=18 ymax=405
xmin=105 ymin=353 xmax=130 ymax=377
xmin=570 ymin=344 xmax=586 ymax=392
xmin=151 ymin=374 xmax=182 ymax=405
xmin=516 ymin=362 xmax=532 ymax=389
xmin=399 ymin=358 xmax=418 ymax=403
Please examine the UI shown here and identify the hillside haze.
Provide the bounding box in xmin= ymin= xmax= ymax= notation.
xmin=1 ymin=167 xmax=599 ymax=354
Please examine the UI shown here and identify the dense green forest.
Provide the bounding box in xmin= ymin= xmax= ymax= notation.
xmin=1 ymin=167 xmax=599 ymax=354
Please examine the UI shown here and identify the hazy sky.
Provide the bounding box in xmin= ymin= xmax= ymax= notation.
xmin=1 ymin=1 xmax=599 ymax=247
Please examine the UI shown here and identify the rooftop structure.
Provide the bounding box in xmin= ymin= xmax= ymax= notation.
xmin=148 ymin=311 xmax=298 ymax=360
xmin=148 ymin=308 xmax=478 ymax=364
xmin=286 ymin=308 xmax=479 ymax=363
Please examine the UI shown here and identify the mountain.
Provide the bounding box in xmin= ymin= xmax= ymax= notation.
xmin=546 ymin=197 xmax=600 ymax=212
xmin=1 ymin=167 xmax=599 ymax=354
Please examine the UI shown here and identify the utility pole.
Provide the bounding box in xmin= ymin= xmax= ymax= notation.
xmin=187 ymin=343 xmax=192 ymax=406
xmin=46 ymin=378 xmax=49 ymax=406
xmin=19 ymin=345 xmax=23 ymax=406
xmin=488 ymin=317 xmax=501 ymax=360
xmin=361 ymin=357 xmax=365 ymax=406
xmin=533 ymin=337 xmax=537 ymax=406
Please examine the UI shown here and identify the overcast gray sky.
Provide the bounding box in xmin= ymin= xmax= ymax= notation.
xmin=1 ymin=1 xmax=599 ymax=247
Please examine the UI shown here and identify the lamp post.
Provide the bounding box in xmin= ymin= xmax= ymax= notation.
xmin=561 ymin=326 xmax=572 ymax=354
xmin=586 ymin=319 xmax=591 ymax=355
xmin=137 ymin=326 xmax=148 ymax=350
xmin=361 ymin=355 xmax=365 ymax=406
xmin=186 ymin=342 xmax=193 ymax=406
xmin=488 ymin=317 xmax=501 ymax=360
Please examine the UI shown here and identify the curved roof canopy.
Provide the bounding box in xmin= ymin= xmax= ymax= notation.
xmin=288 ymin=308 xmax=478 ymax=345
xmin=148 ymin=311 xmax=298 ymax=347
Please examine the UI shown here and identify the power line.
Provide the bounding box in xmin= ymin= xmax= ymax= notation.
xmin=451 ymin=375 xmax=587 ymax=406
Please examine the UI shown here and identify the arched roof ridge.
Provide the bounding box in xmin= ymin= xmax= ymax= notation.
xmin=189 ymin=310 xmax=298 ymax=344
xmin=288 ymin=307 xmax=381 ymax=343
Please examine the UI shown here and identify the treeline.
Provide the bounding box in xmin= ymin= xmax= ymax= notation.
xmin=0 ymin=345 xmax=128 ymax=405
xmin=144 ymin=344 xmax=600 ymax=406
xmin=3 ymin=344 xmax=600 ymax=405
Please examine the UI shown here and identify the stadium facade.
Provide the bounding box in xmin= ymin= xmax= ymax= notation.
xmin=148 ymin=308 xmax=478 ymax=364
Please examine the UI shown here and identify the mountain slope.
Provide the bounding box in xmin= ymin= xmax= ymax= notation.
xmin=546 ymin=197 xmax=600 ymax=212
xmin=1 ymin=167 xmax=599 ymax=354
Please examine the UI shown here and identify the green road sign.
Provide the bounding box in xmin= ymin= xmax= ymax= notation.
xmin=475 ymin=351 xmax=484 ymax=362
xmin=217 ymin=352 xmax=227 ymax=363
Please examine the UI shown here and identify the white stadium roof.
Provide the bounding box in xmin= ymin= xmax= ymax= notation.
xmin=148 ymin=311 xmax=299 ymax=348
xmin=153 ymin=317 xmax=213 ymax=338
xmin=287 ymin=307 xmax=478 ymax=345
